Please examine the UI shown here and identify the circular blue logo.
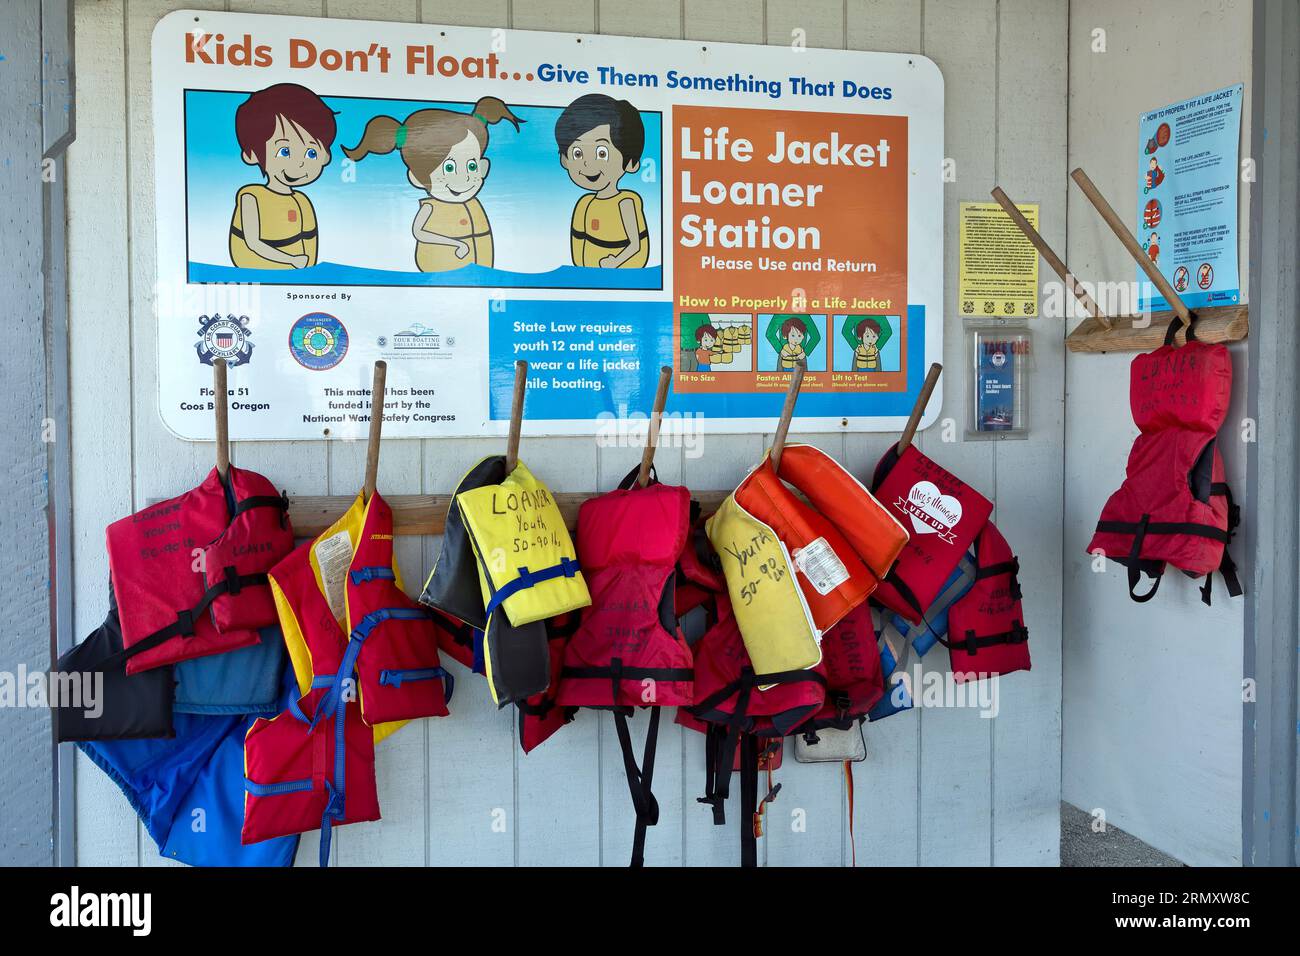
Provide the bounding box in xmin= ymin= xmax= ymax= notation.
xmin=289 ymin=312 xmax=349 ymax=371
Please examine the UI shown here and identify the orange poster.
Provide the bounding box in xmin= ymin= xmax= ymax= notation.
xmin=673 ymin=105 xmax=909 ymax=398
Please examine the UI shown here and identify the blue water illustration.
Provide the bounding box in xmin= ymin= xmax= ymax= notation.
xmin=188 ymin=261 xmax=664 ymax=290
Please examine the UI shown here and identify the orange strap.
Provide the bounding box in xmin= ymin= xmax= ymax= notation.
xmin=844 ymin=759 xmax=856 ymax=868
xmin=752 ymin=751 xmax=779 ymax=839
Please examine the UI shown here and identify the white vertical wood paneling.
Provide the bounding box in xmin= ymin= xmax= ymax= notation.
xmin=990 ymin=0 xmax=1067 ymax=867
xmin=913 ymin=0 xmax=997 ymax=867
xmin=69 ymin=0 xmax=140 ymax=868
xmin=66 ymin=0 xmax=1067 ymax=867
xmin=1063 ymin=0 xmax=1251 ymax=866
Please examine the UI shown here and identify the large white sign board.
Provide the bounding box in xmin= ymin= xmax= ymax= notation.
xmin=153 ymin=10 xmax=943 ymax=440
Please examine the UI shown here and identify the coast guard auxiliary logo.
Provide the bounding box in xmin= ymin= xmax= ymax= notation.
xmin=195 ymin=313 xmax=253 ymax=367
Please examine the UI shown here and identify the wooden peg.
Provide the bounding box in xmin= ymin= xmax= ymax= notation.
xmin=505 ymin=360 xmax=528 ymax=475
xmin=898 ymin=362 xmax=942 ymax=454
xmin=363 ymin=361 xmax=387 ymax=501
xmin=213 ymin=358 xmax=230 ymax=478
xmin=991 ymin=186 xmax=1113 ymax=330
xmin=637 ymin=365 xmax=673 ymax=487
xmin=769 ymin=360 xmax=806 ymax=474
xmin=1070 ymin=167 xmax=1192 ymax=323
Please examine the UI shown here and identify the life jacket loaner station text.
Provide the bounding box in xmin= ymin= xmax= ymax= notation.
xmin=677 ymin=125 xmax=893 ymax=251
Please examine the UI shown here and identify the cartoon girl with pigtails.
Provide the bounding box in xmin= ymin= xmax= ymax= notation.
xmin=344 ymin=96 xmax=524 ymax=272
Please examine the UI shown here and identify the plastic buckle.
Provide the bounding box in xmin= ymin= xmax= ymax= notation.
xmin=964 ymin=630 xmax=979 ymax=655
xmin=323 ymin=782 xmax=345 ymax=821
xmin=175 ymin=607 xmax=195 ymax=636
xmin=223 ymin=565 xmax=242 ymax=595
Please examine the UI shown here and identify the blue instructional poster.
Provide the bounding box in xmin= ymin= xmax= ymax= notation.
xmin=1136 ymin=84 xmax=1243 ymax=312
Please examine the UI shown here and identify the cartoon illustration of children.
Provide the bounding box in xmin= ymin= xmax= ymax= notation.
xmin=694 ymin=324 xmax=718 ymax=370
xmin=1144 ymin=155 xmax=1165 ymax=192
xmin=556 ymin=94 xmax=649 ymax=268
xmin=344 ymin=97 xmax=523 ymax=272
xmin=229 ymin=84 xmax=336 ymax=270
xmin=782 ymin=317 xmax=807 ymax=368
xmin=759 ymin=316 xmax=821 ymax=371
xmin=853 ymin=318 xmax=883 ymax=370
xmin=1146 ymin=232 xmax=1160 ymax=265
xmin=838 ymin=315 xmax=894 ymax=372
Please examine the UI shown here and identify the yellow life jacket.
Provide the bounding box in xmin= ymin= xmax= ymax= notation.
xmin=415 ymin=197 xmax=493 ymax=272
xmin=854 ymin=344 xmax=880 ymax=370
xmin=268 ymin=491 xmax=437 ymax=745
xmin=708 ymin=444 xmax=909 ymax=679
xmin=229 ymin=184 xmax=318 ymax=269
xmin=454 ymin=460 xmax=591 ymax=704
xmin=706 ymin=493 xmax=821 ymax=677
xmin=780 ymin=343 xmax=806 ymax=369
xmin=570 ymin=190 xmax=650 ymax=268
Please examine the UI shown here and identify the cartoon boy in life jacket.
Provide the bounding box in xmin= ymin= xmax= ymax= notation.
xmin=556 ymin=94 xmax=649 ymax=269
xmin=764 ymin=314 xmax=821 ymax=371
xmin=694 ymin=324 xmax=718 ymax=370
xmin=1146 ymin=232 xmax=1160 ymax=265
xmin=345 ymin=97 xmax=523 ymax=272
xmin=229 ymin=84 xmax=336 ymax=270
xmin=853 ymin=318 xmax=882 ymax=371
xmin=1144 ymin=155 xmax=1165 ymax=193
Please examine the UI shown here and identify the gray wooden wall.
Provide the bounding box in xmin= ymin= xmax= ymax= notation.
xmin=68 ymin=0 xmax=1066 ymax=866
xmin=1062 ymin=0 xmax=1253 ymax=866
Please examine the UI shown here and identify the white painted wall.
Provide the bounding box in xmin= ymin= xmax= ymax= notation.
xmin=1062 ymin=0 xmax=1252 ymax=866
xmin=66 ymin=0 xmax=1066 ymax=866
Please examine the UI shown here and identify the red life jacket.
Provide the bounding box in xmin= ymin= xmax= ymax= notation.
xmin=675 ymin=521 xmax=825 ymax=867
xmin=1088 ymin=318 xmax=1242 ymax=605
xmin=871 ymin=445 xmax=994 ymax=623
xmin=800 ymin=602 xmax=885 ymax=733
xmin=944 ymin=522 xmax=1031 ymax=681
xmin=677 ymin=524 xmax=825 ymax=740
xmin=107 ymin=466 xmax=293 ymax=674
xmin=556 ymin=479 xmax=695 ymax=709
xmin=243 ymin=490 xmax=453 ymax=865
xmin=516 ymin=613 xmax=580 ymax=754
xmin=555 ymin=474 xmax=694 ymax=866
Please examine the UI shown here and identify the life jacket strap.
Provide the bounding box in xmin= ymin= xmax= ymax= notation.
xmin=690 ymin=667 xmax=827 ymax=717
xmin=611 ymin=704 xmax=662 ymax=868
xmin=739 ymin=733 xmax=760 ymax=868
xmin=483 ymin=557 xmax=582 ymax=620
xmin=244 ymin=777 xmax=313 ymax=797
xmin=1097 ymin=506 xmax=1244 ymax=604
xmin=844 ymin=760 xmax=857 ymax=868
xmin=99 ymin=570 xmax=271 ymax=670
xmin=570 ymin=226 xmax=650 ymax=250
xmin=349 ymin=566 xmax=396 ymax=585
xmin=229 ymin=225 xmax=319 ymax=247
xmin=380 ymin=667 xmax=455 ymax=704
xmin=883 ymin=568 xmax=926 ymax=620
xmin=309 ymin=607 xmax=433 ymax=731
xmin=559 ymin=662 xmax=695 ymax=704
xmin=954 ymin=622 xmax=1030 ymax=656
xmin=246 ymin=671 xmax=350 ymax=868
xmin=231 ymin=490 xmax=291 ymax=528
xmin=696 ymin=723 xmax=737 ymax=826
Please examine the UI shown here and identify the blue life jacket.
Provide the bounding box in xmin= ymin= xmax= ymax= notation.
xmin=77 ymin=663 xmax=298 ymax=867
xmin=868 ymin=559 xmax=977 ymax=721
xmin=174 ymin=625 xmax=285 ymax=716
